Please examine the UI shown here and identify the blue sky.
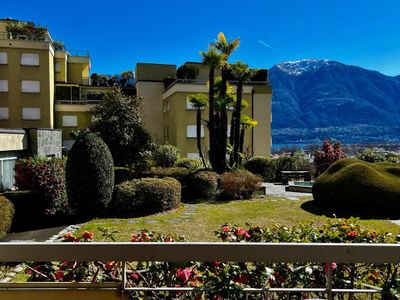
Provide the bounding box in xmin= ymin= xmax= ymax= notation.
xmin=3 ymin=0 xmax=400 ymax=76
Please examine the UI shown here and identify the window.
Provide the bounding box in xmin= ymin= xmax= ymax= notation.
xmin=187 ymin=125 xmax=204 ymax=138
xmin=21 ymin=53 xmax=39 ymax=66
xmin=62 ymin=115 xmax=78 ymax=127
xmin=21 ymin=80 xmax=40 ymax=93
xmin=0 ymin=52 xmax=7 ymax=64
xmin=0 ymin=158 xmax=17 ymax=191
xmin=55 ymin=62 xmax=61 ymax=72
xmin=63 ymin=140 xmax=75 ymax=149
xmin=0 ymin=107 xmax=9 ymax=120
xmin=0 ymin=80 xmax=8 ymax=92
xmin=22 ymin=108 xmax=40 ymax=120
xmin=187 ymin=153 xmax=200 ymax=159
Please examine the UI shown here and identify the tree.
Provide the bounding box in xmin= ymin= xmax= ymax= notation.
xmin=176 ymin=65 xmax=199 ymax=82
xmin=211 ymin=32 xmax=240 ymax=173
xmin=200 ymin=47 xmax=226 ymax=171
xmin=239 ymin=115 xmax=258 ymax=163
xmin=52 ymin=40 xmax=66 ymax=51
xmin=66 ymin=132 xmax=114 ymax=218
xmin=89 ymin=88 xmax=154 ymax=172
xmin=230 ymin=62 xmax=254 ymax=166
xmin=314 ymin=139 xmax=346 ymax=176
xmin=188 ymin=93 xmax=208 ymax=168
xmin=120 ymin=71 xmax=134 ymax=87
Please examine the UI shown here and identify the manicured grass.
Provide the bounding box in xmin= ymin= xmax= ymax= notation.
xmin=79 ymin=196 xmax=400 ymax=242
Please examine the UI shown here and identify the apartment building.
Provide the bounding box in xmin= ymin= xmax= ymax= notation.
xmin=0 ymin=18 xmax=111 ymax=149
xmin=136 ymin=62 xmax=273 ymax=158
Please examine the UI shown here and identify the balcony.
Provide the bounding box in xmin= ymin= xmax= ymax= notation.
xmin=0 ymin=242 xmax=398 ymax=299
xmin=0 ymin=30 xmax=52 ymax=43
xmin=55 ymin=85 xmax=106 ymax=105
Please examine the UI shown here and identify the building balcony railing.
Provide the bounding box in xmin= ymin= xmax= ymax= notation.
xmin=0 ymin=31 xmax=52 ymax=43
xmin=55 ymin=99 xmax=102 ymax=105
xmin=67 ymin=50 xmax=90 ymax=57
xmin=164 ymin=78 xmax=270 ymax=92
xmin=0 ymin=242 xmax=399 ymax=299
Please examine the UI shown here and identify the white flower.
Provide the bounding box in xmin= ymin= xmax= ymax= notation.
xmin=305 ymin=266 xmax=313 ymax=275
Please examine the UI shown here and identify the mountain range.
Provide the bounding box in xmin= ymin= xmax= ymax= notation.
xmin=268 ymin=59 xmax=400 ymax=144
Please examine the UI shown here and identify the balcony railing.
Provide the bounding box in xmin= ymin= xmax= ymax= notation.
xmin=55 ymin=99 xmax=102 ymax=105
xmin=164 ymin=78 xmax=269 ymax=92
xmin=0 ymin=242 xmax=399 ymax=299
xmin=0 ymin=31 xmax=52 ymax=43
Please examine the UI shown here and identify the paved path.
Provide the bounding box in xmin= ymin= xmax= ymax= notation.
xmin=0 ymin=225 xmax=67 ymax=243
xmin=264 ymin=182 xmax=313 ymax=198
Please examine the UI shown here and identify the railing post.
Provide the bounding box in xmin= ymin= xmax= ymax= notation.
xmin=326 ymin=262 xmax=333 ymax=300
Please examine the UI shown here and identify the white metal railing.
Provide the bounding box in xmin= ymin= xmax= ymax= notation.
xmin=0 ymin=242 xmax=399 ymax=298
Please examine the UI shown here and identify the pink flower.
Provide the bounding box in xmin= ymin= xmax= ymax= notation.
xmin=347 ymin=231 xmax=358 ymax=237
xmin=324 ymin=262 xmax=337 ymax=273
xmin=130 ymin=273 xmax=140 ymax=280
xmin=222 ymin=226 xmax=231 ymax=233
xmin=176 ymin=267 xmax=191 ymax=282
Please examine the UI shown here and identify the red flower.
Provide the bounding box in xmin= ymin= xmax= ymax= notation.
xmin=347 ymin=231 xmax=358 ymax=237
xmin=63 ymin=233 xmax=79 ymax=242
xmin=214 ymin=295 xmax=223 ymax=300
xmin=234 ymin=274 xmax=249 ymax=284
xmin=55 ymin=271 xmax=64 ymax=280
xmin=82 ymin=231 xmax=94 ymax=240
xmin=236 ymin=227 xmax=246 ymax=235
xmin=105 ymin=261 xmax=115 ymax=271
xmin=212 ymin=261 xmax=222 ymax=268
xmin=176 ymin=267 xmax=191 ymax=282
xmin=324 ymin=262 xmax=337 ymax=273
xmin=222 ymin=226 xmax=231 ymax=233
xmin=130 ymin=273 xmax=140 ymax=280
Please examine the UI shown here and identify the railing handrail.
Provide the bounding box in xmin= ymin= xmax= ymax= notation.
xmin=164 ymin=78 xmax=269 ymax=91
xmin=1 ymin=242 xmax=400 ymax=263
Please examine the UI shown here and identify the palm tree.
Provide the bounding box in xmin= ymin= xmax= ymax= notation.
xmin=231 ymin=61 xmax=254 ymax=165
xmin=188 ymin=93 xmax=208 ymax=168
xmin=200 ymin=47 xmax=225 ymax=171
xmin=239 ymin=115 xmax=258 ymax=163
xmin=211 ymin=33 xmax=240 ymax=173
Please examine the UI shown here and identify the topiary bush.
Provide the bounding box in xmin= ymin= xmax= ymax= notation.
xmin=219 ymin=170 xmax=262 ymax=200
xmin=153 ymin=144 xmax=180 ymax=167
xmin=175 ymin=158 xmax=202 ymax=170
xmin=112 ymin=180 xmax=139 ymax=217
xmin=0 ymin=196 xmax=14 ymax=238
xmin=313 ymin=158 xmax=400 ymax=214
xmin=244 ymin=156 xmax=276 ymax=182
xmin=14 ymin=157 xmax=67 ymax=214
xmin=151 ymin=167 xmax=190 ymax=183
xmin=114 ymin=167 xmax=131 ymax=184
xmin=135 ymin=177 xmax=181 ymax=214
xmin=66 ymin=132 xmax=114 ymax=218
xmin=186 ymin=171 xmax=219 ymax=200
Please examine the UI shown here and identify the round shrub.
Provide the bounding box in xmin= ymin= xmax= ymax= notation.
xmin=0 ymin=196 xmax=14 ymax=238
xmin=244 ymin=156 xmax=276 ymax=182
xmin=112 ymin=181 xmax=139 ymax=217
xmin=151 ymin=167 xmax=191 ymax=184
xmin=135 ymin=177 xmax=181 ymax=214
xmin=66 ymin=132 xmax=114 ymax=218
xmin=175 ymin=158 xmax=202 ymax=170
xmin=313 ymin=158 xmax=400 ymax=214
xmin=219 ymin=170 xmax=262 ymax=200
xmin=186 ymin=171 xmax=219 ymax=200
xmin=153 ymin=144 xmax=180 ymax=167
xmin=114 ymin=167 xmax=131 ymax=184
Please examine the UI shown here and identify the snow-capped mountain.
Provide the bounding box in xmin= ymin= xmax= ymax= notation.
xmin=269 ymin=59 xmax=400 ymax=143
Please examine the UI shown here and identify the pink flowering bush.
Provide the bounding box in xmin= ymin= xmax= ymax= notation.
xmin=314 ymin=139 xmax=346 ymax=176
xmin=14 ymin=157 xmax=67 ymax=214
xmin=26 ymin=219 xmax=400 ymax=299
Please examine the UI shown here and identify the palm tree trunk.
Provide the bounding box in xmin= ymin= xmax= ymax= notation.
xmin=197 ymin=108 xmax=207 ymax=168
xmin=229 ymin=112 xmax=235 ymax=166
xmin=208 ymin=67 xmax=216 ymax=170
xmin=233 ymin=80 xmax=243 ymax=165
xmin=239 ymin=125 xmax=245 ymax=165
xmin=216 ymin=68 xmax=228 ymax=173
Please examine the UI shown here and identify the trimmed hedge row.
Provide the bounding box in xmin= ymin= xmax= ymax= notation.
xmin=0 ymin=196 xmax=14 ymax=238
xmin=113 ymin=177 xmax=181 ymax=216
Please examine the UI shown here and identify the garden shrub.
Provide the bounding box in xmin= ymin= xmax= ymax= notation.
xmin=314 ymin=139 xmax=346 ymax=176
xmin=175 ymin=158 xmax=202 ymax=170
xmin=135 ymin=177 xmax=181 ymax=214
xmin=0 ymin=196 xmax=14 ymax=238
xmin=14 ymin=157 xmax=67 ymax=214
xmin=219 ymin=170 xmax=262 ymax=200
xmin=244 ymin=156 xmax=276 ymax=181
xmin=153 ymin=144 xmax=180 ymax=167
xmin=313 ymin=158 xmax=400 ymax=214
xmin=357 ymin=149 xmax=385 ymax=163
xmin=112 ymin=181 xmax=140 ymax=217
xmin=66 ymin=132 xmax=114 ymax=218
xmin=186 ymin=171 xmax=219 ymax=200
xmin=114 ymin=167 xmax=130 ymax=184
xmin=151 ymin=167 xmax=191 ymax=185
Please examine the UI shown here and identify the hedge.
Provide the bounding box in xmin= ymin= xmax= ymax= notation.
xmin=66 ymin=132 xmax=114 ymax=218
xmin=244 ymin=156 xmax=275 ymax=182
xmin=186 ymin=171 xmax=219 ymax=200
xmin=153 ymin=144 xmax=180 ymax=167
xmin=0 ymin=196 xmax=14 ymax=238
xmin=175 ymin=158 xmax=202 ymax=170
xmin=114 ymin=167 xmax=131 ymax=184
xmin=219 ymin=170 xmax=262 ymax=200
xmin=313 ymin=158 xmax=400 ymax=214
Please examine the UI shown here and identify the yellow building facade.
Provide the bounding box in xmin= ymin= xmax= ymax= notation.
xmin=136 ymin=62 xmax=273 ymax=158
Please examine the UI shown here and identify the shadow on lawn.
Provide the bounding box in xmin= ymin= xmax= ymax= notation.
xmin=301 ymin=199 xmax=400 ymax=220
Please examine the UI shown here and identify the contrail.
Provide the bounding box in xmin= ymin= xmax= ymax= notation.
xmin=258 ymin=40 xmax=277 ymax=51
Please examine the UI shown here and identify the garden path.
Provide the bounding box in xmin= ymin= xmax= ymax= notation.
xmin=264 ymin=182 xmax=312 ymax=199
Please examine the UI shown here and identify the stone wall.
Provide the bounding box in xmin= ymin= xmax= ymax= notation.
xmin=28 ymin=129 xmax=62 ymax=158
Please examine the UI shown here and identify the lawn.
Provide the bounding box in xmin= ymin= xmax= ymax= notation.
xmin=79 ymin=196 xmax=400 ymax=242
